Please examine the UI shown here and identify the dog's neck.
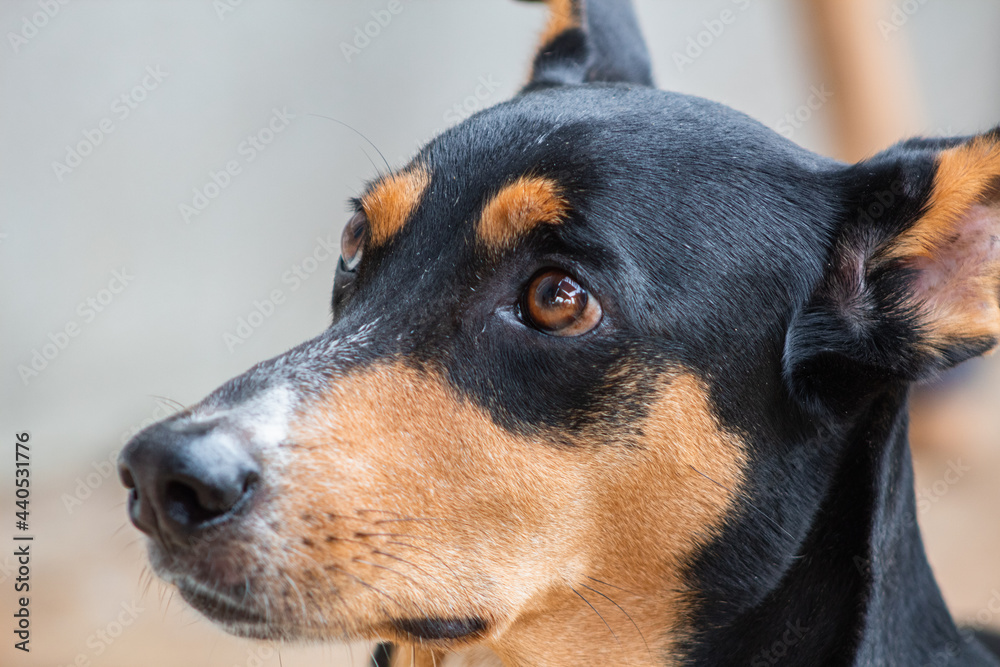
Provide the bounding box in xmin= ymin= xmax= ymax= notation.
xmin=686 ymin=388 xmax=994 ymax=666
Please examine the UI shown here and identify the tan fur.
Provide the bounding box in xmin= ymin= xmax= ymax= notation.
xmin=476 ymin=176 xmax=569 ymax=252
xmin=363 ymin=166 xmax=432 ymax=246
xmin=883 ymin=137 xmax=1000 ymax=349
xmin=537 ymin=0 xmax=581 ymax=51
xmin=248 ymin=362 xmax=749 ymax=665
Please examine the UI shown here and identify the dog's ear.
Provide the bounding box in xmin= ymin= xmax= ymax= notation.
xmin=785 ymin=128 xmax=1000 ymax=414
xmin=517 ymin=0 xmax=653 ymax=89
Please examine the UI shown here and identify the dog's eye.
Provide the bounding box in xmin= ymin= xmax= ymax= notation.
xmin=339 ymin=211 xmax=367 ymax=271
xmin=521 ymin=270 xmax=602 ymax=336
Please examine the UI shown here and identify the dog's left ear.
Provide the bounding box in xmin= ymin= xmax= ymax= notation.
xmin=518 ymin=0 xmax=653 ymax=89
xmin=785 ymin=128 xmax=1000 ymax=414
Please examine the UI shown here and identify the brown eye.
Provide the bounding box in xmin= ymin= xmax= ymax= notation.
xmin=340 ymin=211 xmax=367 ymax=271
xmin=522 ymin=269 xmax=602 ymax=336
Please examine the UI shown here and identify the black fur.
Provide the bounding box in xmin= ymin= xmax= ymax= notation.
xmin=348 ymin=2 xmax=1000 ymax=664
xmin=519 ymin=0 xmax=653 ymax=88
xmin=118 ymin=1 xmax=1000 ymax=664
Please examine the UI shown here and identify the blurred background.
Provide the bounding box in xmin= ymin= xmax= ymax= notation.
xmin=1 ymin=1 xmax=999 ymax=665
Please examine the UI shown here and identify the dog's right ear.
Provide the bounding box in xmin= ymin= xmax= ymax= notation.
xmin=517 ymin=0 xmax=653 ymax=90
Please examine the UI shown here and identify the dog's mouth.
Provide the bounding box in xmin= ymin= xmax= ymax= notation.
xmin=174 ymin=577 xmax=273 ymax=636
xmin=391 ymin=616 xmax=488 ymax=642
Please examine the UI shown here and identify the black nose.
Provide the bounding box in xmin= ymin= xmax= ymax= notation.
xmin=118 ymin=420 xmax=260 ymax=543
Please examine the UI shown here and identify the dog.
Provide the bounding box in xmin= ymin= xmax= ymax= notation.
xmin=118 ymin=0 xmax=1000 ymax=664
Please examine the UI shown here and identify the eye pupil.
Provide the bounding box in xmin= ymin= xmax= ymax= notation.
xmin=523 ymin=270 xmax=601 ymax=336
xmin=537 ymin=276 xmax=585 ymax=322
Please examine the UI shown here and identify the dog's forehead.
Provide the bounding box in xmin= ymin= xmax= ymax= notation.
xmin=361 ymin=86 xmax=835 ymax=257
xmin=349 ymin=87 xmax=836 ymax=332
xmin=358 ymin=110 xmax=590 ymax=256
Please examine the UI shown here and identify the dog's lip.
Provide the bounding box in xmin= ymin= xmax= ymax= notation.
xmin=175 ymin=576 xmax=269 ymax=627
xmin=391 ymin=616 xmax=488 ymax=641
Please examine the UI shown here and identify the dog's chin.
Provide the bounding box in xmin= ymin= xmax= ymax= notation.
xmin=145 ymin=537 xmax=289 ymax=638
xmin=174 ymin=576 xmax=280 ymax=639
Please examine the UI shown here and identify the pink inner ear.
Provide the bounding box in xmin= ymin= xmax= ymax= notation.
xmin=909 ymin=203 xmax=1000 ymax=337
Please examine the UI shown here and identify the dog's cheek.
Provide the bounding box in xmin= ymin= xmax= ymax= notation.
xmin=268 ymin=362 xmax=747 ymax=656
xmin=594 ymin=371 xmax=747 ymax=586
xmin=278 ymin=362 xmax=598 ymax=636
xmin=488 ymin=372 xmax=748 ymax=661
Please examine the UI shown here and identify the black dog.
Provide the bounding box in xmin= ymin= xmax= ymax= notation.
xmin=119 ymin=0 xmax=1000 ymax=664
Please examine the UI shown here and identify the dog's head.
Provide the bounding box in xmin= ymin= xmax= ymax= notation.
xmin=120 ymin=1 xmax=1000 ymax=663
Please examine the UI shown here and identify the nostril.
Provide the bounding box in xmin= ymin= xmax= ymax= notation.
xmin=161 ymin=462 xmax=260 ymax=533
xmin=119 ymin=464 xmax=136 ymax=489
xmin=164 ymin=480 xmax=221 ymax=527
xmin=243 ymin=470 xmax=260 ymax=496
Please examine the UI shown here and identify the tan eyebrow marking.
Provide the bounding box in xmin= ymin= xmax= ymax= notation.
xmin=476 ymin=175 xmax=569 ymax=252
xmin=362 ymin=166 xmax=432 ymax=246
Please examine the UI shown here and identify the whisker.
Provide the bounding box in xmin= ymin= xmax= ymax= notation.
xmin=149 ymin=394 xmax=188 ymax=412
xmin=164 ymin=589 xmax=176 ymax=620
xmin=357 ymin=531 xmax=452 ymax=546
xmin=282 ymin=572 xmax=311 ymax=622
xmin=371 ymin=550 xmax=449 ymax=589
xmin=688 ymin=465 xmax=796 ymax=542
xmin=324 ymin=512 xmax=372 ymax=523
xmin=585 ymin=575 xmax=641 ymax=597
xmin=580 ymin=583 xmax=651 ymax=660
xmin=353 ymin=558 xmax=436 ymax=603
xmin=570 ymin=585 xmax=628 ymax=664
xmin=324 ymin=563 xmax=411 ymax=618
xmin=371 ymin=517 xmax=481 ymax=536
xmin=382 ymin=539 xmax=464 ymax=584
xmin=307 ymin=114 xmax=390 ymax=175
xmin=357 ymin=509 xmax=479 ymax=531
